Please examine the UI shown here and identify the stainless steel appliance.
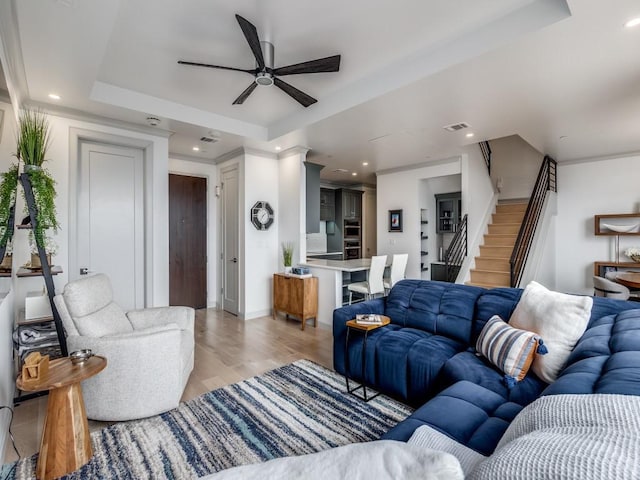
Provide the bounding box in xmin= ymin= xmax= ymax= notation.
xmin=343 ymin=220 xmax=361 ymax=259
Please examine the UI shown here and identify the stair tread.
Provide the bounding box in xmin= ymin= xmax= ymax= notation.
xmin=471 ymin=268 xmax=510 ymax=274
xmin=466 ymin=281 xmax=511 ymax=288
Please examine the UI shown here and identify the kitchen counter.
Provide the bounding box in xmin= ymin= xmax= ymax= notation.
xmin=299 ymin=257 xmax=392 ymax=327
xmin=301 ymin=258 xmax=376 ymax=272
xmin=306 ymin=251 xmax=343 ymax=258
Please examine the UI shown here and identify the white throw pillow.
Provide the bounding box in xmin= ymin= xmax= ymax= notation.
xmin=509 ymin=281 xmax=592 ymax=383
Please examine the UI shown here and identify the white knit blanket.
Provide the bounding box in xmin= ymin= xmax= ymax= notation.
xmin=204 ymin=440 xmax=463 ymax=480
xmin=468 ymin=394 xmax=640 ymax=479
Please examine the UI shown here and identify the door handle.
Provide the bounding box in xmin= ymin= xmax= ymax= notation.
xmin=80 ymin=267 xmax=94 ymax=275
xmin=231 ymin=258 xmax=238 ymax=263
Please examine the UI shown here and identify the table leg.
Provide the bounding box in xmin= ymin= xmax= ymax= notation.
xmin=37 ymin=383 xmax=92 ymax=480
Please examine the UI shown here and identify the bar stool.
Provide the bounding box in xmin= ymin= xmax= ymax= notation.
xmin=383 ymin=253 xmax=408 ymax=294
xmin=348 ymin=255 xmax=387 ymax=305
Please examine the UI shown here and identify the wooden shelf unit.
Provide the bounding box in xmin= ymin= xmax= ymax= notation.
xmin=594 ymin=213 xmax=640 ymax=235
xmin=272 ymin=273 xmax=318 ymax=330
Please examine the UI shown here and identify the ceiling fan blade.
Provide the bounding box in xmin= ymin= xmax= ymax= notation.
xmin=273 ymin=55 xmax=341 ymax=76
xmin=232 ymin=82 xmax=258 ymax=105
xmin=235 ymin=14 xmax=265 ymax=70
xmin=273 ymin=77 xmax=317 ymax=107
xmin=178 ymin=60 xmax=257 ymax=74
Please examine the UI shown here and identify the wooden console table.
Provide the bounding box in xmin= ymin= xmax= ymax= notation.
xmin=273 ymin=273 xmax=318 ymax=330
xmin=593 ymin=261 xmax=640 ymax=277
xmin=17 ymin=356 xmax=107 ymax=480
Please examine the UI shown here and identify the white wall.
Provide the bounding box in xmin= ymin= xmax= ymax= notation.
xmin=0 ymin=101 xmax=16 ymax=452
xmin=0 ymin=290 xmax=14 ymax=456
xmin=244 ymin=152 xmax=280 ymax=319
xmin=553 ymin=153 xmax=640 ymax=294
xmin=278 ymin=149 xmax=307 ymax=264
xmin=377 ymin=158 xmax=462 ymax=279
xmin=490 ymin=135 xmax=543 ymax=200
xmin=168 ymin=158 xmax=218 ymax=308
xmin=0 ymin=102 xmax=17 ymax=451
xmin=460 ymin=146 xmax=497 ymax=281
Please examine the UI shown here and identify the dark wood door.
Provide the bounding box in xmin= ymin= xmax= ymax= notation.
xmin=169 ymin=174 xmax=207 ymax=308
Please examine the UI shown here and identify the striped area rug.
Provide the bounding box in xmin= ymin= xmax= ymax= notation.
xmin=6 ymin=360 xmax=412 ymax=479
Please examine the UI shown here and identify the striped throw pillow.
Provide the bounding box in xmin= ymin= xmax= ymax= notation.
xmin=476 ymin=315 xmax=547 ymax=387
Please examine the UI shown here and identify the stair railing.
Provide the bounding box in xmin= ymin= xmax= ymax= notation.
xmin=509 ymin=155 xmax=557 ymax=287
xmin=444 ymin=214 xmax=468 ymax=282
xmin=479 ymin=141 xmax=492 ymax=176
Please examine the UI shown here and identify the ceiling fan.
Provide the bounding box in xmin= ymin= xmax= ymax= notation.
xmin=178 ymin=14 xmax=341 ymax=107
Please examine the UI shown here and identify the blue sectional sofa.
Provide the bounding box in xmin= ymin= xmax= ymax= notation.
xmin=333 ymin=279 xmax=640 ymax=456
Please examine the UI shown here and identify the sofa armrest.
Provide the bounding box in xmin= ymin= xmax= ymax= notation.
xmin=333 ymin=298 xmax=386 ymax=374
xmin=126 ymin=306 xmax=194 ymax=333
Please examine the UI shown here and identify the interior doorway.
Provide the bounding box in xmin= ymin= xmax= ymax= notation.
xmin=221 ymin=166 xmax=239 ymax=315
xmin=75 ymin=141 xmax=144 ymax=310
xmin=169 ymin=174 xmax=207 ymax=308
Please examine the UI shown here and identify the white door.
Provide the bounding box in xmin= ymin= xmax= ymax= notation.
xmin=76 ymin=142 xmax=144 ymax=310
xmin=221 ymin=166 xmax=239 ymax=315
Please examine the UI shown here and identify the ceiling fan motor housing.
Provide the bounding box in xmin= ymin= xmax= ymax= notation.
xmin=255 ymin=41 xmax=275 ymax=86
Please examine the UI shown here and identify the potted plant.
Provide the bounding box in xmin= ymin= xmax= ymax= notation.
xmin=14 ymin=109 xmax=59 ymax=257
xmin=282 ymin=242 xmax=294 ymax=273
xmin=28 ymin=231 xmax=57 ymax=268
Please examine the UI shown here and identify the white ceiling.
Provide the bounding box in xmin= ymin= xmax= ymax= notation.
xmin=4 ymin=0 xmax=640 ymax=184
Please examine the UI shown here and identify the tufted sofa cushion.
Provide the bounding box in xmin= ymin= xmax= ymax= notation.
xmin=438 ymin=350 xmax=547 ymax=406
xmin=385 ymin=280 xmax=484 ymax=343
xmin=542 ymin=308 xmax=640 ymax=396
xmin=382 ymin=381 xmax=523 ymax=456
xmin=334 ymin=280 xmax=485 ymax=404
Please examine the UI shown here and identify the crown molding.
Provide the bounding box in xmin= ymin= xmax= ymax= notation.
xmin=169 ymin=152 xmax=218 ymax=165
xmin=213 ymin=147 xmax=245 ymax=165
xmin=278 ymin=145 xmax=310 ymax=158
xmin=26 ymin=100 xmax=173 ymax=138
xmin=376 ymin=155 xmax=461 ymax=177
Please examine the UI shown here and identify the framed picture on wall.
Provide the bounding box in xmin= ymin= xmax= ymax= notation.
xmin=389 ymin=209 xmax=403 ymax=232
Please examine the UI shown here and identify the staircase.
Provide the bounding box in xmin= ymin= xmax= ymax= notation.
xmin=467 ymin=203 xmax=527 ymax=288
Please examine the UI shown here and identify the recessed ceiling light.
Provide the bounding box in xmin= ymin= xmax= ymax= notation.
xmin=466 ymin=132 xmax=475 ymax=138
xmin=352 ymin=172 xmax=357 ymax=176
xmin=625 ymin=17 xmax=640 ymax=28
xmin=275 ymin=146 xmax=281 ymax=151
xmin=48 ymin=93 xmax=61 ymax=100
xmin=192 ymin=146 xmax=200 ymax=151
xmin=362 ymin=162 xmax=369 ymax=166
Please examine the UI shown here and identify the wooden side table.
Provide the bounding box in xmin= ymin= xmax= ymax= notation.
xmin=17 ymin=355 xmax=107 ymax=480
xmin=345 ymin=315 xmax=391 ymax=401
xmin=272 ymin=273 xmax=318 ymax=330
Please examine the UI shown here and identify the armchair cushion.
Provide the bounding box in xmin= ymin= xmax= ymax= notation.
xmin=74 ymin=302 xmax=133 ymax=337
xmin=63 ymin=273 xmax=115 ymax=317
xmin=127 ymin=306 xmax=195 ymax=333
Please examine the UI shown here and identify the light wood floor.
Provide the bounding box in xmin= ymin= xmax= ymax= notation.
xmin=3 ymin=309 xmax=334 ymax=464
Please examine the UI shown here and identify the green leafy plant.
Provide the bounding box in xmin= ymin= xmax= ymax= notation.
xmin=282 ymin=242 xmax=294 ymax=267
xmin=15 ymin=109 xmax=51 ymax=167
xmin=25 ymin=167 xmax=59 ymax=250
xmin=12 ymin=109 xmax=59 ymax=253
xmin=0 ymin=164 xmax=19 ymax=248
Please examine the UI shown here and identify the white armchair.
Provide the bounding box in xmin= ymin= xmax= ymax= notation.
xmin=54 ymin=274 xmax=195 ymax=421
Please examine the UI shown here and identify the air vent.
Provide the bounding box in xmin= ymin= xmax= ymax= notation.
xmin=443 ymin=122 xmax=471 ymax=132
xmin=332 ymin=168 xmax=349 ymax=173
xmin=200 ymin=131 xmax=220 ymax=143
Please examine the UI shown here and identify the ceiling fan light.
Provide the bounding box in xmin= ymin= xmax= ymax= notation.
xmin=255 ymin=72 xmax=274 ymax=86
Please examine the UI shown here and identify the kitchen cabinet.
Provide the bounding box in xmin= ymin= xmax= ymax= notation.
xmin=320 ymin=188 xmax=335 ymax=222
xmin=272 ymin=273 xmax=318 ymax=330
xmin=435 ymin=192 xmax=461 ymax=234
xmin=305 ymin=162 xmax=324 ymax=233
xmin=339 ymin=189 xmax=363 ymax=219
